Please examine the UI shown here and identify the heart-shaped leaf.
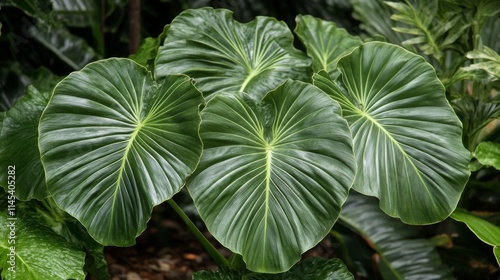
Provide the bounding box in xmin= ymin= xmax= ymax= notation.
xmin=155 ymin=8 xmax=311 ymax=100
xmin=294 ymin=15 xmax=362 ymax=77
xmin=314 ymin=42 xmax=471 ymax=224
xmin=39 ymin=58 xmax=203 ymax=246
xmin=187 ymin=80 xmax=356 ymax=272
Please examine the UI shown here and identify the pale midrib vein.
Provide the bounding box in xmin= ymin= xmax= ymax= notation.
xmin=360 ymin=111 xmax=435 ymax=202
xmin=262 ymin=147 xmax=273 ymax=257
xmin=108 ymin=78 xmax=146 ymax=235
xmin=108 ymin=125 xmax=142 ymax=235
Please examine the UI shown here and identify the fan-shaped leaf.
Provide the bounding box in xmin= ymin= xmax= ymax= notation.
xmin=154 ymin=8 xmax=311 ymax=100
xmin=39 ymin=58 xmax=203 ymax=246
xmin=314 ymin=42 xmax=470 ymax=224
xmin=294 ymin=15 xmax=362 ymax=77
xmin=188 ymin=80 xmax=356 ymax=272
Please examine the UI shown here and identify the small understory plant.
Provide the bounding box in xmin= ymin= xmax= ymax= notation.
xmin=1 ymin=2 xmax=499 ymax=279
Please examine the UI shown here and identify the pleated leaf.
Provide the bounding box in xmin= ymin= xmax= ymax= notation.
xmin=154 ymin=8 xmax=311 ymax=100
xmin=340 ymin=194 xmax=454 ymax=280
xmin=314 ymin=42 xmax=471 ymax=224
xmin=39 ymin=58 xmax=203 ymax=246
xmin=0 ymin=86 xmax=50 ymax=200
xmin=188 ymin=80 xmax=356 ymax=273
xmin=294 ymin=15 xmax=362 ymax=77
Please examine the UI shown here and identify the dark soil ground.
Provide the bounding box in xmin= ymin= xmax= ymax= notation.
xmin=103 ymin=201 xmax=336 ymax=280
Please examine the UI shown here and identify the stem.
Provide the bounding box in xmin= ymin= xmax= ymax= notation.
xmin=167 ymin=199 xmax=229 ymax=267
xmin=128 ymin=0 xmax=141 ymax=54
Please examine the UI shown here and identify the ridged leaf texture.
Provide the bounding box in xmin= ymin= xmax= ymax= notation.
xmin=188 ymin=80 xmax=356 ymax=272
xmin=314 ymin=42 xmax=471 ymax=224
xmin=155 ymin=8 xmax=311 ymax=100
xmin=39 ymin=58 xmax=203 ymax=246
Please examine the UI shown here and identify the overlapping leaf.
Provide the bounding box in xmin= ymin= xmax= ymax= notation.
xmin=155 ymin=8 xmax=311 ymax=100
xmin=39 ymin=58 xmax=203 ymax=246
xmin=314 ymin=42 xmax=471 ymax=224
xmin=188 ymin=80 xmax=356 ymax=272
xmin=0 ymin=86 xmax=50 ymax=200
xmin=0 ymin=211 xmax=85 ymax=280
xmin=294 ymin=15 xmax=361 ymax=77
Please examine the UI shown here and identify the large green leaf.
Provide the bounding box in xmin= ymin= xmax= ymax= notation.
xmin=294 ymin=15 xmax=362 ymax=78
xmin=193 ymin=258 xmax=354 ymax=279
xmin=0 ymin=86 xmax=50 ymax=200
xmin=451 ymin=208 xmax=500 ymax=265
xmin=340 ymin=194 xmax=454 ymax=279
xmin=154 ymin=8 xmax=311 ymax=100
xmin=314 ymin=42 xmax=471 ymax=224
xmin=187 ymin=80 xmax=356 ymax=273
xmin=0 ymin=210 xmax=85 ymax=280
xmin=39 ymin=58 xmax=203 ymax=246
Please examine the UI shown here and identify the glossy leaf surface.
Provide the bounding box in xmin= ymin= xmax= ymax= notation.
xmin=294 ymin=15 xmax=362 ymax=77
xmin=155 ymin=8 xmax=311 ymax=100
xmin=0 ymin=211 xmax=85 ymax=280
xmin=39 ymin=58 xmax=203 ymax=246
xmin=0 ymin=86 xmax=49 ymax=200
xmin=188 ymin=80 xmax=355 ymax=272
xmin=340 ymin=194 xmax=454 ymax=279
xmin=314 ymin=42 xmax=471 ymax=224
